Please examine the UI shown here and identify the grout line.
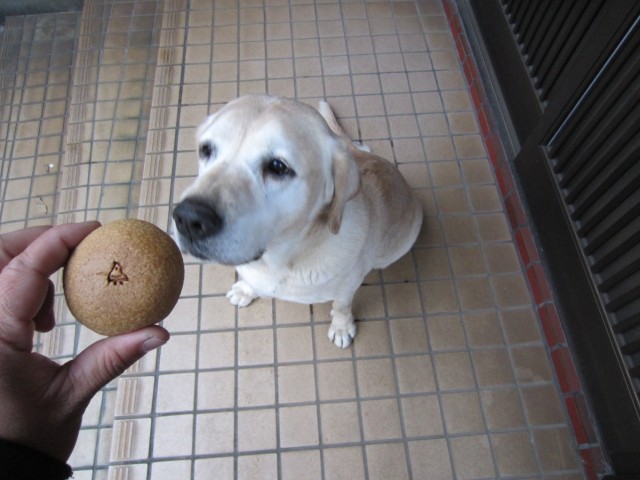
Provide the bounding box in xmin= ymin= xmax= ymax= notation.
xmin=309 ymin=302 xmax=327 ymax=480
xmin=190 ymin=262 xmax=204 ymax=479
xmin=233 ymin=277 xmax=240 ymax=478
xmin=272 ymin=299 xmax=282 ymax=479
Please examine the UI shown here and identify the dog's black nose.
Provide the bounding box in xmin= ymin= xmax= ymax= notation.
xmin=173 ymin=198 xmax=223 ymax=241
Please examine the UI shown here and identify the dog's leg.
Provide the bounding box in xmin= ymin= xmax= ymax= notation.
xmin=328 ymin=300 xmax=357 ymax=349
xmin=226 ymin=280 xmax=258 ymax=308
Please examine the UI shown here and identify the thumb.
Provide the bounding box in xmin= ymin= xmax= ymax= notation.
xmin=65 ymin=326 xmax=169 ymax=406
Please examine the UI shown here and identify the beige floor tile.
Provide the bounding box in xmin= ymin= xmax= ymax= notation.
xmin=492 ymin=274 xmax=533 ymax=308
xmin=153 ymin=414 xmax=193 ymax=458
xmin=237 ymin=454 xmax=278 ymax=480
xmin=281 ymin=450 xmax=322 ymax=480
xmin=427 ymin=314 xmax=467 ymax=350
xmin=421 ymin=279 xmax=459 ymax=314
xmin=194 ymin=458 xmax=233 ymax=480
xmin=164 ymin=297 xmax=199 ymax=332
xmin=68 ymin=428 xmax=98 ymax=468
xmin=433 ymin=351 xmax=476 ymax=390
xmin=475 ymin=213 xmax=513 ymax=242
xmin=353 ymin=320 xmax=393 ymax=357
xmin=472 ymin=348 xmax=516 ymax=387
xmin=361 ymin=399 xmax=403 ymax=441
xmin=238 ymin=367 xmax=276 ymax=407
xmin=323 ymin=447 xmax=366 ymax=480
xmin=0 ymin=1 xmax=586 ymax=477
xmin=522 ymin=384 xmax=567 ymax=425
xmin=366 ymin=443 xmax=409 ymax=480
xmin=381 ymin=252 xmax=418 ymax=283
xmin=278 ymin=363 xmax=317 ymax=404
xmin=238 ymin=298 xmax=273 ymax=327
xmin=395 ymin=354 xmax=437 ymax=394
xmin=402 ymin=394 xmax=444 ymax=437
xmin=156 ymin=372 xmax=195 ymax=413
xmin=313 ymin=325 xmax=354 ymax=361
xmin=493 ymin=431 xmax=538 ymax=476
xmin=456 ymin=277 xmax=496 ymax=310
xmin=195 ymin=412 xmax=234 ymax=455
xmin=198 ymin=331 xmax=235 ymax=369
xmin=320 ymin=401 xmax=361 ymax=445
xmin=408 ymin=438 xmax=453 ymax=479
xmin=237 ymin=409 xmax=277 ymax=452
xmin=275 ymin=300 xmax=311 ymax=324
xmin=317 ymin=361 xmax=357 ymax=401
xmin=356 ymin=357 xmax=397 ymax=397
xmin=534 ymin=427 xmax=581 ymax=472
xmin=200 ymin=296 xmax=237 ymax=330
xmin=386 ymin=283 xmax=423 ymax=317
xmin=450 ymin=434 xmax=496 ymax=479
xmin=238 ymin=328 xmax=274 ymax=366
xmin=511 ymin=345 xmax=555 ymax=384
xmin=481 ymin=387 xmax=527 ymax=431
xmin=464 ymin=311 xmax=505 ymax=348
xmin=353 ymin=285 xmax=386 ymax=319
xmin=279 ymin=405 xmax=319 ymax=448
xmin=150 ymin=460 xmax=192 ymax=480
xmin=390 ymin=317 xmax=429 ymax=353
xmin=441 ymin=391 xmax=485 ymax=434
xmin=277 ymin=325 xmax=314 ymax=363
xmin=449 ymin=245 xmax=486 ymax=275
xmin=435 ymin=187 xmax=472 ymax=213
xmin=414 ymin=246 xmax=452 ymax=279
xmin=197 ymin=370 xmax=235 ymax=410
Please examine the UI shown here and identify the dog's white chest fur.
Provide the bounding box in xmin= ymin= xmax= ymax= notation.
xmin=232 ymin=221 xmax=369 ymax=306
xmin=236 ymin=262 xmax=338 ymax=305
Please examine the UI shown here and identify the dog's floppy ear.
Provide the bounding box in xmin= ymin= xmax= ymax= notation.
xmin=196 ymin=114 xmax=217 ymax=139
xmin=328 ymin=142 xmax=361 ymax=234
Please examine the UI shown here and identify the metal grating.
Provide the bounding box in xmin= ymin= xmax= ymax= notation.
xmin=503 ymin=0 xmax=606 ymax=103
xmin=548 ymin=19 xmax=640 ymax=392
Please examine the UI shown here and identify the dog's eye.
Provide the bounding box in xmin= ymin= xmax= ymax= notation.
xmin=199 ymin=142 xmax=216 ymax=161
xmin=265 ymin=157 xmax=294 ymax=178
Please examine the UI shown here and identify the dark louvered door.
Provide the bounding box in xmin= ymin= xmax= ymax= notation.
xmin=471 ymin=0 xmax=640 ymax=475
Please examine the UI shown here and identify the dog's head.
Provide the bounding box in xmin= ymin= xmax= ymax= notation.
xmin=172 ymin=95 xmax=360 ymax=265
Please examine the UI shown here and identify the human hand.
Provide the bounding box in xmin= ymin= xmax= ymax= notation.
xmin=0 ymin=222 xmax=170 ymax=462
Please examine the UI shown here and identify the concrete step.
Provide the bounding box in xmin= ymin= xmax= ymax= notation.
xmin=0 ymin=1 xmax=174 ymax=476
xmin=57 ymin=0 xmax=162 ymax=226
xmin=0 ymin=11 xmax=79 ymax=231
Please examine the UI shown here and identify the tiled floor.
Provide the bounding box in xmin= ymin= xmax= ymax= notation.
xmin=0 ymin=1 xmax=586 ymax=479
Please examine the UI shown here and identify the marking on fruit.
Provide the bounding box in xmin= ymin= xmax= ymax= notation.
xmin=108 ymin=262 xmax=129 ymax=285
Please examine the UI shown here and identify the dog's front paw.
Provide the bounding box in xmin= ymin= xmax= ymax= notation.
xmin=328 ymin=323 xmax=356 ymax=348
xmin=226 ymin=281 xmax=257 ymax=308
xmin=328 ymin=310 xmax=356 ymax=348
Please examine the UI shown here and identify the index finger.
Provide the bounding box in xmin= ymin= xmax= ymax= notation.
xmin=5 ymin=221 xmax=101 ymax=279
xmin=0 ymin=222 xmax=100 ymax=350
xmin=0 ymin=226 xmax=52 ymax=271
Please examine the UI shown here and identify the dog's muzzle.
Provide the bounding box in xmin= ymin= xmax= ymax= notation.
xmin=172 ymin=198 xmax=223 ymax=245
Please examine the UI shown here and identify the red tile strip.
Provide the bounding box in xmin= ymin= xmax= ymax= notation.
xmin=538 ymin=303 xmax=566 ymax=347
xmin=440 ymin=0 xmax=607 ymax=477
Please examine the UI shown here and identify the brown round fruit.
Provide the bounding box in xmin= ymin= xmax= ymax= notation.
xmin=63 ymin=219 xmax=185 ymax=336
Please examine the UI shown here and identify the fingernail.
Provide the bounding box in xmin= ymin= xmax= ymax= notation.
xmin=142 ymin=335 xmax=166 ymax=353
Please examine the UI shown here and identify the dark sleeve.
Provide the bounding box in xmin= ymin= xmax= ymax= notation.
xmin=0 ymin=438 xmax=73 ymax=480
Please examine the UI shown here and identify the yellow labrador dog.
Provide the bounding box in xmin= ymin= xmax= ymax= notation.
xmin=173 ymin=95 xmax=422 ymax=348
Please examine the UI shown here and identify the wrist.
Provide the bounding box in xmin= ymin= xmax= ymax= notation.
xmin=0 ymin=438 xmax=73 ymax=480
